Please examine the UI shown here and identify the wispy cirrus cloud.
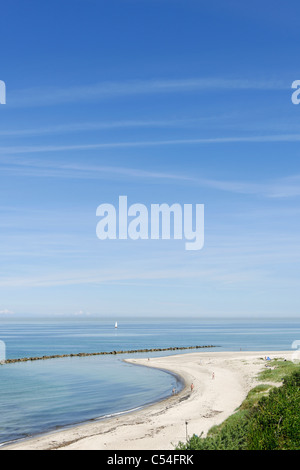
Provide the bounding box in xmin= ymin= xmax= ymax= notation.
xmin=2 ymin=133 xmax=300 ymax=156
xmin=0 ymin=266 xmax=267 ymax=288
xmin=0 ymin=117 xmax=217 ymax=137
xmin=7 ymin=77 xmax=287 ymax=107
xmin=1 ymin=157 xmax=300 ymax=198
xmin=2 ymin=115 xmax=298 ymax=139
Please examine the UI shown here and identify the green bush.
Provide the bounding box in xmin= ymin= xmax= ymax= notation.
xmin=176 ymin=369 xmax=300 ymax=450
xmin=177 ymin=414 xmax=249 ymax=450
xmin=246 ymin=371 xmax=300 ymax=450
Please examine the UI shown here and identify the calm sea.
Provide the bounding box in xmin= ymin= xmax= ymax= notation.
xmin=0 ymin=318 xmax=299 ymax=445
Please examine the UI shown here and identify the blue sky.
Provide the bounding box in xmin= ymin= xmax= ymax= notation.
xmin=0 ymin=0 xmax=300 ymax=318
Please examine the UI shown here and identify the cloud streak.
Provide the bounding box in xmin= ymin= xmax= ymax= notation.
xmin=2 ymin=133 xmax=300 ymax=156
xmin=0 ymin=266 xmax=266 ymax=288
xmin=0 ymin=117 xmax=215 ymax=137
xmin=8 ymin=77 xmax=287 ymax=107
xmin=1 ymin=157 xmax=300 ymax=198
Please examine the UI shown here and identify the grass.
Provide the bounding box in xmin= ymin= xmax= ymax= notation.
xmin=257 ymin=358 xmax=299 ymax=383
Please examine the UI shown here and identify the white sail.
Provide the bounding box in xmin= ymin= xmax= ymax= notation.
xmin=115 ymin=321 xmax=118 ymax=328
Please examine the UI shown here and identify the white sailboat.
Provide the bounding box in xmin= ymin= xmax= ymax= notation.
xmin=115 ymin=321 xmax=118 ymax=329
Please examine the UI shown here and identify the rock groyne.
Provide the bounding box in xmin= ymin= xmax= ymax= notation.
xmin=2 ymin=345 xmax=217 ymax=365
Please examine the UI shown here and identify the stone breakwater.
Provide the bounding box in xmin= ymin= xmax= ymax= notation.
xmin=1 ymin=345 xmax=217 ymax=365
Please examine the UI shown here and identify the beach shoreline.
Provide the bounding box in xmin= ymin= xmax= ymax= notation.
xmin=0 ymin=361 xmax=188 ymax=450
xmin=2 ymin=350 xmax=293 ymax=451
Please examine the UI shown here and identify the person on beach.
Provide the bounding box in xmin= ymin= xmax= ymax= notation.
xmin=212 ymin=372 xmax=215 ymax=380
xmin=191 ymin=383 xmax=194 ymax=392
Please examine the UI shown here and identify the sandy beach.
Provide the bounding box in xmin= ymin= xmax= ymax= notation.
xmin=3 ymin=350 xmax=292 ymax=451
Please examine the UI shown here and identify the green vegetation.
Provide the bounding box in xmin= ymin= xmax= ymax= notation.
xmin=257 ymin=358 xmax=299 ymax=383
xmin=238 ymin=384 xmax=272 ymax=410
xmin=176 ymin=360 xmax=300 ymax=450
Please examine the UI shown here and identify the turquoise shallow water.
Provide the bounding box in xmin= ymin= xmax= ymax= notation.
xmin=0 ymin=318 xmax=299 ymax=445
xmin=0 ymin=355 xmax=181 ymax=445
